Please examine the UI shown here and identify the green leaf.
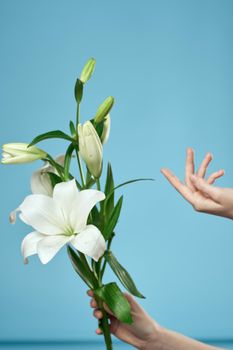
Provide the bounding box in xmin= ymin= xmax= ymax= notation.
xmin=94 ymin=282 xmax=133 ymax=324
xmin=113 ymin=178 xmax=154 ymax=192
xmin=104 ymin=163 xmax=115 ymax=195
xmin=105 ymin=251 xmax=145 ymax=298
xmin=103 ymin=196 xmax=123 ymax=240
xmin=104 ymin=178 xmax=154 ymax=210
xmin=69 ymin=121 xmax=76 ymax=138
xmin=104 ymin=163 xmax=115 ymax=218
xmin=29 ymin=130 xmax=74 ymax=147
xmin=47 ymin=172 xmax=62 ymax=188
xmin=67 ymin=246 xmax=97 ymax=289
xmin=91 ymin=205 xmax=101 ymax=226
xmin=64 ymin=143 xmax=74 ymax=180
xmin=74 ymin=78 xmax=83 ymax=103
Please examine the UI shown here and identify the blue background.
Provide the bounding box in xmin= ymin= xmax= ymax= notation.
xmin=1 ymin=0 xmax=233 ymax=346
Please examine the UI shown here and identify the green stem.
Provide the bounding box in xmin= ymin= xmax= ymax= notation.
xmin=96 ymin=178 xmax=104 ymax=213
xmin=75 ymin=147 xmax=85 ymax=187
xmin=76 ymin=102 xmax=80 ymax=127
xmin=100 ymin=233 xmax=115 ymax=280
xmin=96 ymin=178 xmax=101 ymax=191
xmin=64 ymin=143 xmax=74 ymax=181
xmin=98 ymin=299 xmax=113 ymax=350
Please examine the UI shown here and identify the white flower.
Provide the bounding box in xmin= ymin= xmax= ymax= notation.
xmin=10 ymin=155 xmax=65 ymax=224
xmin=78 ymin=121 xmax=103 ymax=178
xmin=15 ymin=179 xmax=106 ymax=264
xmin=1 ymin=143 xmax=47 ymax=164
xmin=31 ymin=155 xmax=65 ymax=196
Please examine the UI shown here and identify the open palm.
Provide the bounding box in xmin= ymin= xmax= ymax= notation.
xmin=161 ymin=148 xmax=233 ymax=219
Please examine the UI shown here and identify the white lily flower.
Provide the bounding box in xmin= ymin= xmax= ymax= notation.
xmin=78 ymin=121 xmax=103 ymax=178
xmin=10 ymin=155 xmax=65 ymax=224
xmin=1 ymin=143 xmax=47 ymax=164
xmin=17 ymin=179 xmax=106 ymax=264
xmin=31 ymin=155 xmax=65 ymax=196
xmin=100 ymin=114 xmax=111 ymax=144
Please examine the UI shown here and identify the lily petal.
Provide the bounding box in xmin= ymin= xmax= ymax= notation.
xmin=37 ymin=235 xmax=72 ymax=264
xmin=21 ymin=231 xmax=45 ymax=264
xmin=31 ymin=170 xmax=53 ymax=196
xmin=53 ymin=179 xmax=79 ymax=219
xmin=19 ymin=194 xmax=65 ymax=235
xmin=71 ymin=190 xmax=105 ymax=232
xmin=71 ymin=224 xmax=106 ymax=261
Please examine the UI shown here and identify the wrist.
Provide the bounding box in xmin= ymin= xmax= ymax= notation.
xmin=140 ymin=323 xmax=164 ymax=350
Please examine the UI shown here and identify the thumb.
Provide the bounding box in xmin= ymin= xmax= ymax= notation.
xmin=190 ymin=175 xmax=220 ymax=202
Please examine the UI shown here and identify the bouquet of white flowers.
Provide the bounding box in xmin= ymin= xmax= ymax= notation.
xmin=2 ymin=58 xmax=152 ymax=350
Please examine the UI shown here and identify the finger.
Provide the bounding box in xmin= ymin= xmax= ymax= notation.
xmin=185 ymin=148 xmax=196 ymax=191
xmin=109 ymin=316 xmax=120 ymax=334
xmin=87 ymin=290 xmax=94 ymax=297
xmin=90 ymin=298 xmax=97 ymax=308
xmin=197 ymin=152 xmax=213 ymax=178
xmin=161 ymin=168 xmax=195 ymax=204
xmin=96 ymin=328 xmax=103 ymax=335
xmin=207 ymin=169 xmax=225 ymax=185
xmin=190 ymin=175 xmax=221 ymax=202
xmin=93 ymin=309 xmax=103 ymax=319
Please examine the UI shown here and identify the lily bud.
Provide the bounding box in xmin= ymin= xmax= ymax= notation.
xmin=100 ymin=114 xmax=111 ymax=144
xmin=80 ymin=58 xmax=96 ymax=84
xmin=94 ymin=96 xmax=114 ymax=124
xmin=1 ymin=143 xmax=47 ymax=164
xmin=78 ymin=121 xmax=103 ymax=178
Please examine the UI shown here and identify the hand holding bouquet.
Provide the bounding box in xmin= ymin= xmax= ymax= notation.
xmin=2 ymin=58 xmax=152 ymax=350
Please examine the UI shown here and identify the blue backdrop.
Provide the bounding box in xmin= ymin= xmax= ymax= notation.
xmin=0 ymin=0 xmax=233 ymax=343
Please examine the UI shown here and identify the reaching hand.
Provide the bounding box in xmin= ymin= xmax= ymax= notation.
xmin=87 ymin=290 xmax=161 ymax=350
xmin=161 ymin=148 xmax=233 ymax=220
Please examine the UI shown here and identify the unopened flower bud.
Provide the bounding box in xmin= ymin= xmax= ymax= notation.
xmin=80 ymin=58 xmax=96 ymax=84
xmin=1 ymin=143 xmax=47 ymax=164
xmin=78 ymin=121 xmax=103 ymax=178
xmin=94 ymin=96 xmax=114 ymax=124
